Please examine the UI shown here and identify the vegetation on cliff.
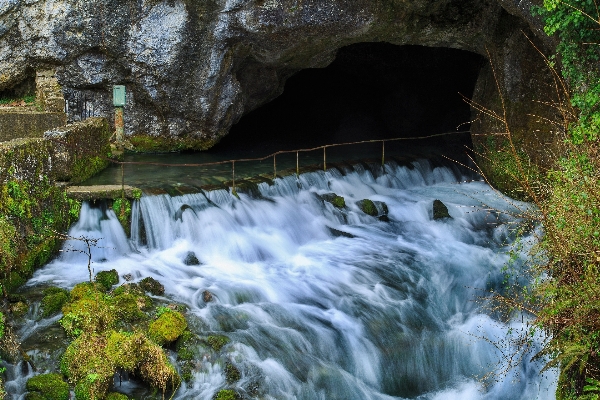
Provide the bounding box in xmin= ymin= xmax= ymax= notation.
xmin=491 ymin=1 xmax=600 ymax=398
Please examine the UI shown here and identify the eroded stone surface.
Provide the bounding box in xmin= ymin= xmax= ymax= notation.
xmin=0 ymin=0 xmax=557 ymax=164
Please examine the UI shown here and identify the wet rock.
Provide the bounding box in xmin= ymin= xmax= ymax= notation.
xmin=328 ymin=227 xmax=355 ymax=238
xmin=357 ymin=199 xmax=389 ymax=218
xmin=139 ymin=277 xmax=165 ymax=296
xmin=184 ymin=251 xmax=201 ymax=266
xmin=122 ymin=273 xmax=133 ymax=282
xmin=9 ymin=301 xmax=28 ymax=317
xmin=202 ymin=290 xmax=214 ymax=303
xmin=321 ymin=193 xmax=346 ymax=208
xmin=225 ymin=362 xmax=241 ymax=383
xmin=433 ymin=199 xmax=452 ymax=220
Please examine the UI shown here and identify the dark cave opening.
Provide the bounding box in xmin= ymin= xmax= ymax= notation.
xmin=213 ymin=42 xmax=485 ymax=158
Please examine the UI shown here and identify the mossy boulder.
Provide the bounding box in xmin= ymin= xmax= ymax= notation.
xmin=69 ymin=282 xmax=105 ymax=301
xmin=139 ymin=277 xmax=165 ymax=296
xmin=432 ymin=199 xmax=452 ymax=220
xmin=62 ymin=331 xmax=180 ymax=399
xmin=95 ymin=269 xmax=119 ymax=291
xmin=205 ymin=335 xmax=230 ymax=352
xmin=41 ymin=287 xmax=70 ymax=318
xmin=215 ymin=389 xmax=239 ymax=400
xmin=225 ymin=362 xmax=241 ymax=383
xmin=111 ymin=293 xmax=147 ymax=322
xmin=106 ymin=393 xmax=129 ymax=400
xmin=321 ymin=193 xmax=346 ymax=208
xmin=148 ymin=309 xmax=187 ymax=345
xmin=25 ymin=373 xmax=70 ymax=400
xmin=61 ymin=295 xmax=116 ymax=337
xmin=356 ymin=199 xmax=388 ymax=218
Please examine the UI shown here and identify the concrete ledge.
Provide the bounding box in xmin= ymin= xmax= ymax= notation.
xmin=0 ymin=109 xmax=66 ymax=142
xmin=66 ymin=185 xmax=141 ymax=201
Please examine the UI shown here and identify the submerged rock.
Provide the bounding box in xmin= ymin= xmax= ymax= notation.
xmin=202 ymin=290 xmax=214 ymax=303
xmin=183 ymin=251 xmax=201 ymax=266
xmin=433 ymin=199 xmax=452 ymax=220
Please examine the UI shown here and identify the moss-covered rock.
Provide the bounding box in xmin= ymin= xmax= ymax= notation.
xmin=111 ymin=293 xmax=147 ymax=323
xmin=214 ymin=389 xmax=239 ymax=400
xmin=41 ymin=287 xmax=70 ymax=318
xmin=61 ymin=295 xmax=116 ymax=337
xmin=139 ymin=277 xmax=164 ymax=296
xmin=205 ymin=335 xmax=230 ymax=352
xmin=25 ymin=373 xmax=70 ymax=400
xmin=105 ymin=393 xmax=129 ymax=400
xmin=321 ymin=193 xmax=345 ymax=208
xmin=357 ymin=199 xmax=377 ymax=216
xmin=62 ymin=330 xmax=180 ymax=400
xmin=432 ymin=199 xmax=452 ymax=220
xmin=95 ymin=269 xmax=119 ymax=291
xmin=225 ymin=362 xmax=241 ymax=383
xmin=148 ymin=309 xmax=187 ymax=345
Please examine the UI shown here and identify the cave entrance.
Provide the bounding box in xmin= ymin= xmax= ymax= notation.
xmin=214 ymin=42 xmax=485 ymax=161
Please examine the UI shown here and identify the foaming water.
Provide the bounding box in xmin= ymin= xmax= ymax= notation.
xmin=22 ymin=160 xmax=556 ymax=399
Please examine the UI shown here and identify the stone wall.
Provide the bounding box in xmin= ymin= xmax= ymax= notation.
xmin=0 ymin=109 xmax=66 ymax=142
xmin=0 ymin=118 xmax=111 ymax=292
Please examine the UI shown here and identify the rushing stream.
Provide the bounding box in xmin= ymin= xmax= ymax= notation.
xmin=8 ymin=159 xmax=556 ymax=399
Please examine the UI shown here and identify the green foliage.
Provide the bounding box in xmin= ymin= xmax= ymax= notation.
xmin=534 ymin=0 xmax=600 ymax=144
xmin=105 ymin=394 xmax=129 ymax=400
xmin=111 ymin=199 xmax=131 ymax=235
xmin=25 ymin=373 xmax=70 ymax=400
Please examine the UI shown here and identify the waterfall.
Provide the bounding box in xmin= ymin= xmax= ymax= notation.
xmin=16 ymin=159 xmax=556 ymax=399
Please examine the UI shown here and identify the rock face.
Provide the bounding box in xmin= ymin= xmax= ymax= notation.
xmin=0 ymin=0 xmax=556 ymax=160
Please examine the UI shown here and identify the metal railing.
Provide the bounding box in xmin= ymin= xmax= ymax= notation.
xmin=103 ymin=130 xmax=470 ymax=194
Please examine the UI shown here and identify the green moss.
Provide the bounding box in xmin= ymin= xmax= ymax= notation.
xmin=71 ymin=156 xmax=109 ymax=184
xmin=128 ymin=134 xmax=218 ymax=153
xmin=148 ymin=310 xmax=187 ymax=345
xmin=25 ymin=373 xmax=70 ymax=400
xmin=42 ymin=287 xmax=69 ymax=318
xmin=357 ymin=199 xmax=377 ymax=216
xmin=110 ymin=293 xmax=147 ymax=322
xmin=95 ymin=269 xmax=119 ymax=291
xmin=139 ymin=277 xmax=164 ymax=296
xmin=62 ymin=330 xmax=180 ymax=399
xmin=61 ymin=295 xmax=116 ymax=337
xmin=321 ymin=193 xmax=345 ymax=208
xmin=225 ymin=362 xmax=241 ymax=383
xmin=214 ymin=389 xmax=238 ymax=400
xmin=105 ymin=393 xmax=129 ymax=400
xmin=205 ymin=335 xmax=230 ymax=352
xmin=70 ymin=282 xmax=104 ymax=301
xmin=112 ymin=199 xmax=132 ymax=236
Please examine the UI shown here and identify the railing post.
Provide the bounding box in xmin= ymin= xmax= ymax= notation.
xmin=323 ymin=147 xmax=326 ymax=171
xmin=382 ymin=141 xmax=385 ymax=167
xmin=232 ymin=161 xmax=236 ymax=194
xmin=274 ymin=154 xmax=277 ymax=179
xmin=296 ymin=151 xmax=299 ymax=178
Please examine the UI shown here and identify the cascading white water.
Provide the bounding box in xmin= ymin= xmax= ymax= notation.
xmin=19 ymin=159 xmax=556 ymax=399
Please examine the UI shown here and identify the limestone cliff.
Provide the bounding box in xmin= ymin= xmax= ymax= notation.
xmin=0 ymin=0 xmax=555 ymax=162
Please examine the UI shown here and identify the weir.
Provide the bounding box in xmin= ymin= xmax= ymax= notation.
xmin=6 ymin=158 xmax=557 ymax=399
